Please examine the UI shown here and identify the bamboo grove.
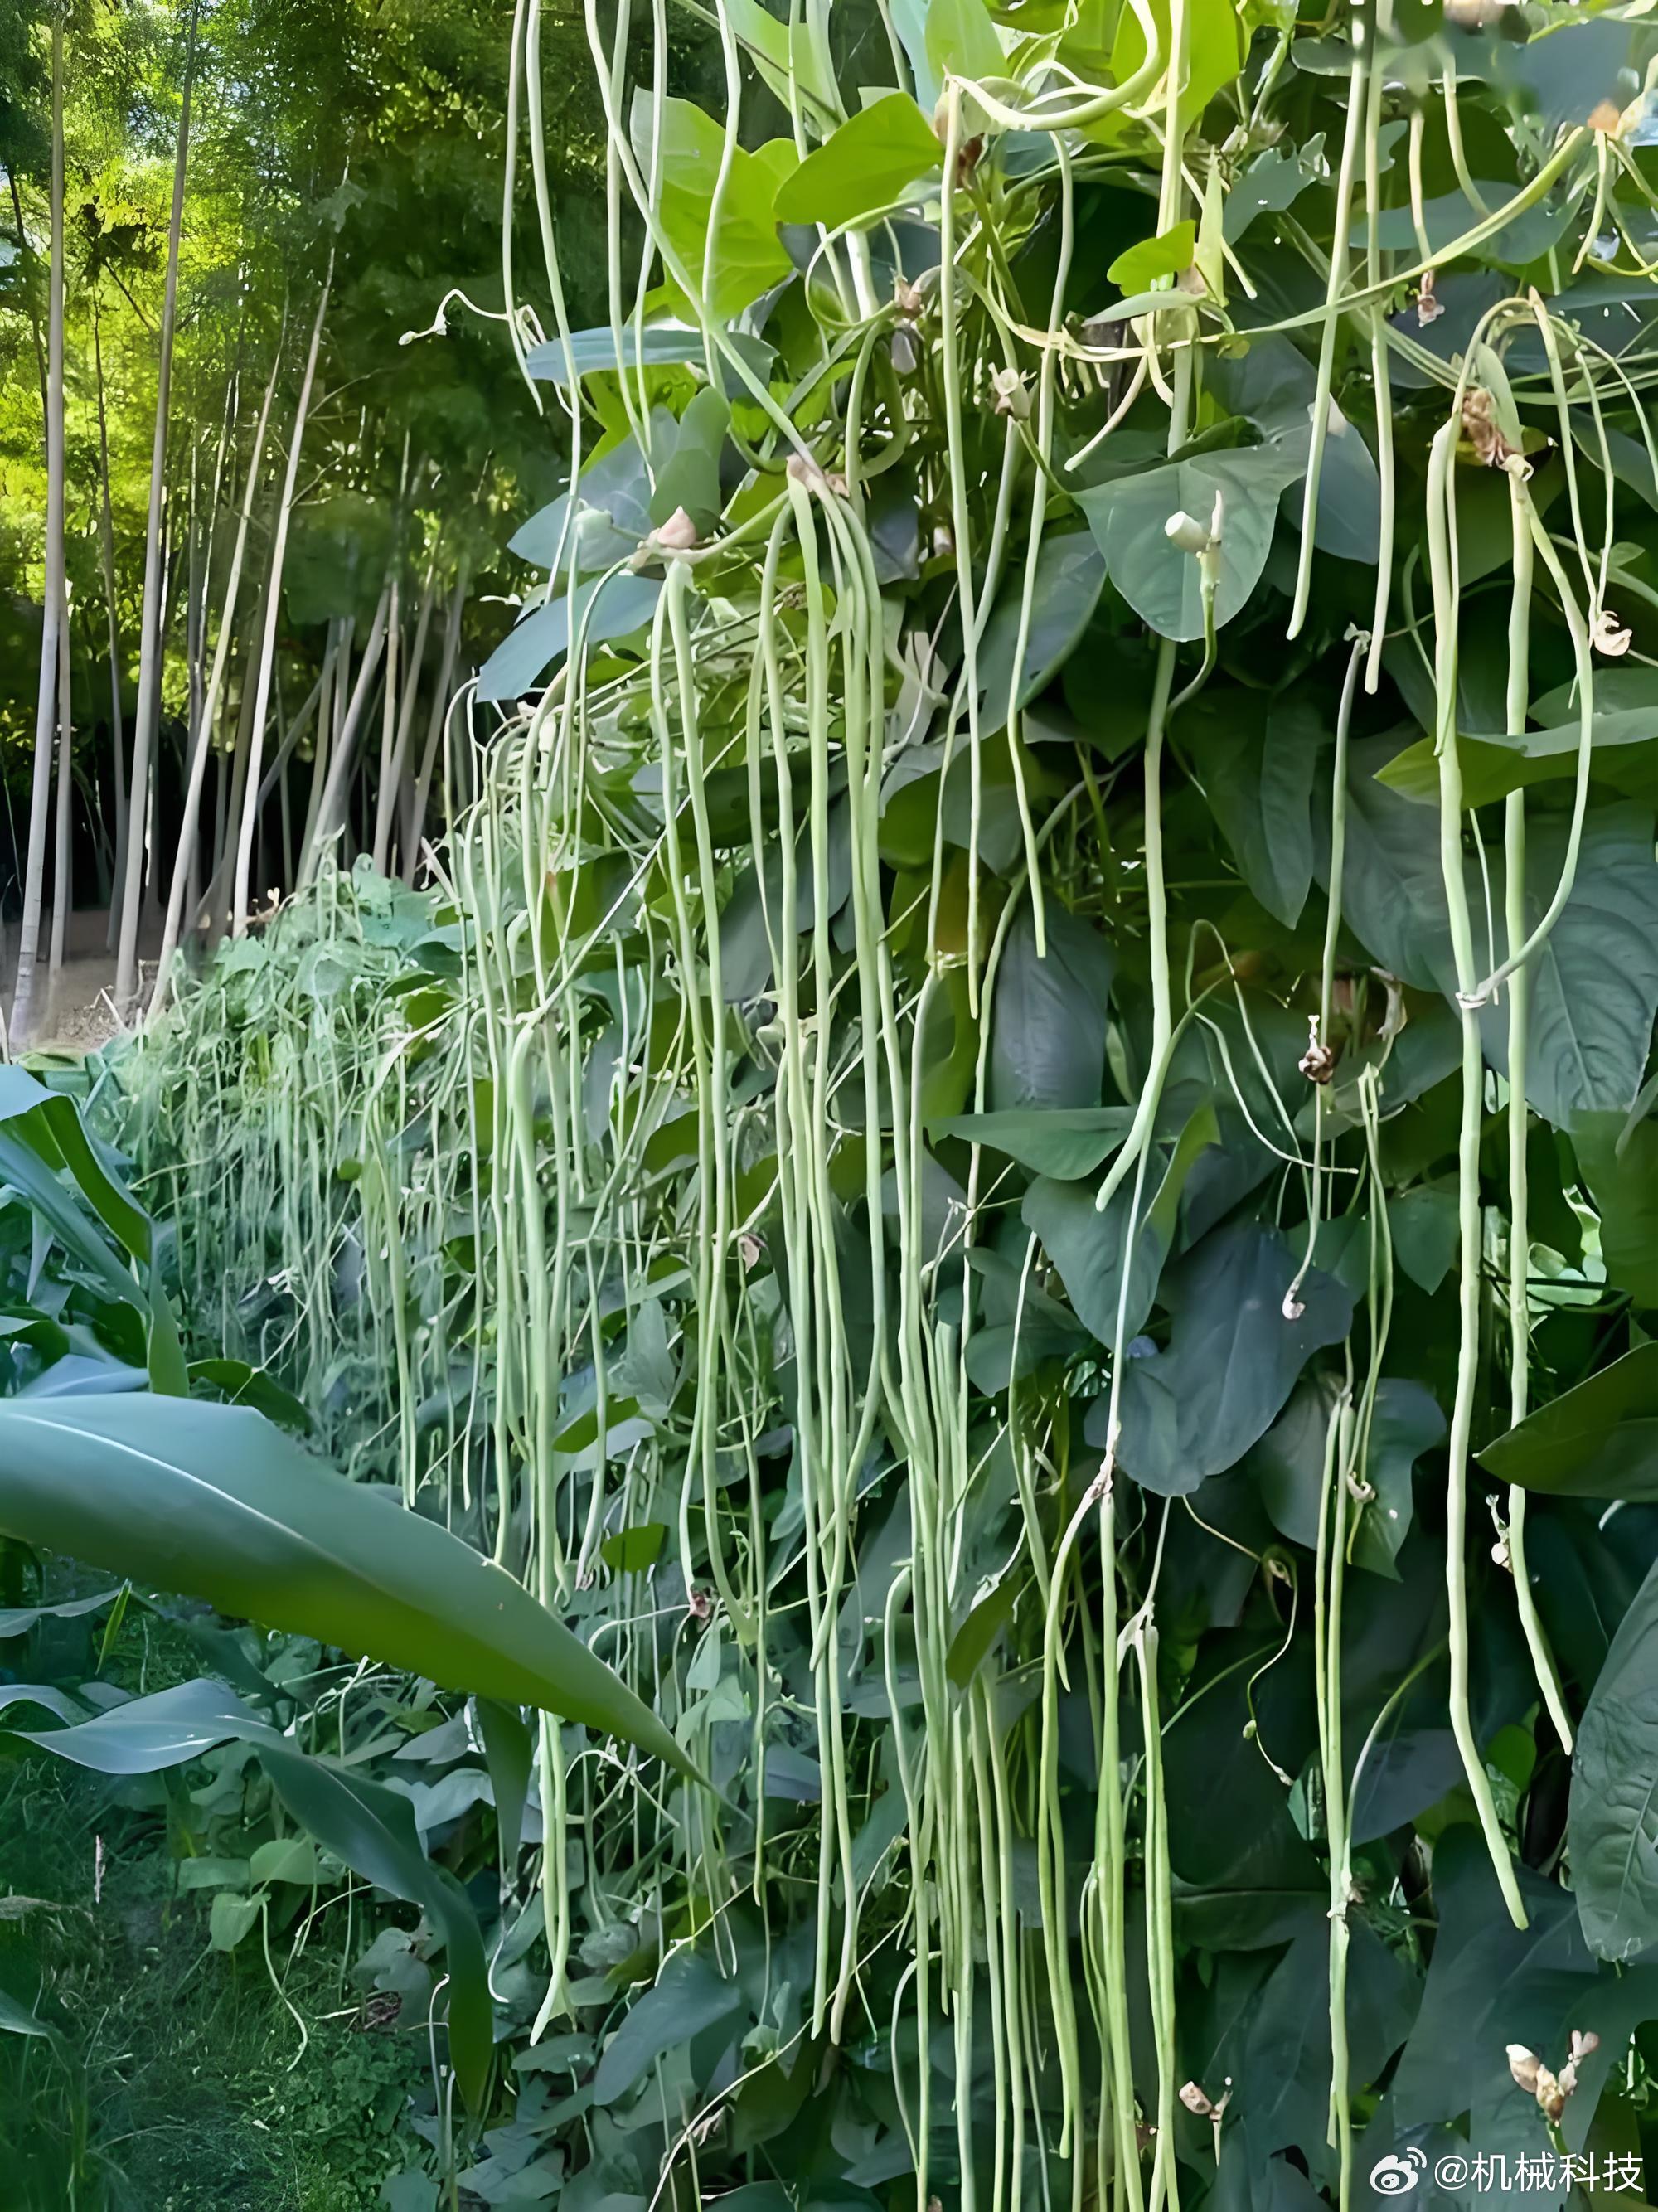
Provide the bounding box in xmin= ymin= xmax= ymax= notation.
xmin=0 ymin=0 xmax=603 ymax=1045
xmin=16 ymin=0 xmax=1658 ymax=2207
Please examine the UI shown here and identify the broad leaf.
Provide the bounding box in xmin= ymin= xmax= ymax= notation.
xmin=1323 ymin=737 xmax=1459 ymax=996
xmin=1023 ymin=1104 xmax=1218 ymax=1349
xmin=987 ymin=903 xmax=1114 ymax=1111
xmin=1481 ymin=1342 xmax=1658 ymax=1503
xmin=1101 ymin=1221 xmax=1355 ymax=1494
xmin=524 ymin=325 xmax=774 ymax=387
xmin=592 ymin=1949 xmax=744 ymax=2105
xmin=934 ymin=1106 xmax=1132 ymax=1179
xmin=260 ymin=1741 xmax=494 ymax=2108
xmin=478 ymin=574 xmax=662 ymax=706
xmin=1478 ymin=807 xmax=1658 ymax=1130
xmin=6 ymin=1676 xmax=269 ymax=1772
xmin=773 ymin=95 xmax=940 ymax=231
xmin=648 ymin=386 xmax=730 ymax=534
xmin=1080 ymin=444 xmax=1305 ymax=643
xmin=924 ymin=0 xmax=1002 ymax=83
xmin=628 ymin=95 xmax=796 ymax=322
xmin=0 ymin=1395 xmax=690 ymax=1771
xmin=1572 ymin=1554 xmax=1658 ymax=1959
xmin=1389 ymin=1827 xmax=1646 ymax=2156
xmin=1573 ymin=1112 xmax=1658 ymax=1311
xmin=1184 ymin=689 xmax=1321 ymax=927
xmin=1107 ymin=222 xmax=1195 ymax=293
xmin=976 ymin=533 xmax=1107 ymax=738
xmin=0 ymin=1586 xmax=122 ymax=1638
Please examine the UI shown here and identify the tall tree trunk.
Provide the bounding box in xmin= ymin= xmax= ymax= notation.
xmin=301 ymin=581 xmax=390 ymax=887
xmin=375 ymin=567 xmax=435 ymax=875
xmin=232 ymin=269 xmax=330 ymax=934
xmin=49 ymin=590 xmax=72 ymax=980
xmin=10 ymin=27 xmax=67 ymax=1048
xmin=93 ymin=302 xmax=128 ymax=953
xmin=149 ymin=354 xmax=281 ymax=1010
xmin=115 ymin=1 xmax=200 ymax=1010
xmin=298 ymin=619 xmax=342 ymax=872
xmin=403 ymin=563 xmax=468 ymax=883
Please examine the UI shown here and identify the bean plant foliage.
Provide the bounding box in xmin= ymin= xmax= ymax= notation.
xmin=21 ymin=0 xmax=1658 ymax=2205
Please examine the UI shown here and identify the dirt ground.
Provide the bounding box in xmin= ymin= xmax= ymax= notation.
xmin=2 ymin=911 xmax=158 ymax=1060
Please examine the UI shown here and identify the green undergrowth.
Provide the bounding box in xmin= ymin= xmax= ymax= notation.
xmin=0 ymin=1608 xmax=430 ymax=2211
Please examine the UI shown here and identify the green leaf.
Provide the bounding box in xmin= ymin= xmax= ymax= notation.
xmin=1184 ymin=689 xmax=1321 ymax=927
xmin=1024 ymin=1104 xmax=1219 ymax=1349
xmin=0 ymin=1067 xmax=150 ymax=1265
xmin=0 ymin=1395 xmax=691 ymax=1773
xmin=601 ymin=1521 xmax=668 ymax=1574
xmin=773 ymin=94 xmax=941 ymax=231
xmin=1107 ymin=0 xmax=1245 ymax=133
xmin=1324 ymin=738 xmax=1458 ymax=996
xmin=1103 ymin=1221 xmax=1355 ymax=1495
xmin=1390 ymin=1827 xmax=1651 ymax=2145
xmin=1252 ymin=1375 xmax=1442 ymax=1579
xmin=259 ymin=1741 xmax=494 ymax=2110
xmin=1222 ymin=140 xmax=1322 ymax=243
xmin=592 ymin=1949 xmax=744 ymax=2105
xmin=477 ymin=1697 xmax=533 ymax=1863
xmin=1478 ymin=807 xmax=1658 ymax=1130
xmin=1376 ymin=693 xmax=1658 ymax=811
xmin=975 ymin=532 xmax=1107 ymax=737
xmin=209 ymin=1890 xmax=262 ymax=1950
xmin=0 ymin=1586 xmax=123 ymax=1638
xmin=1574 ymin=1113 xmax=1658 ymax=1309
xmin=648 ymin=386 xmax=730 ymax=533
xmin=1572 ymin=1554 xmax=1658 ymax=1959
xmin=477 ymin=575 xmax=662 ymax=706
xmin=628 ymin=95 xmax=795 ymax=323
xmin=188 ymin=1357 xmax=312 ymax=1433
xmin=0 ymin=1989 xmax=56 ymax=2043
xmin=523 ymin=325 xmax=774 ymax=388
xmin=962 ymin=1249 xmax=1093 ymax=1392
xmin=944 ymin=1578 xmax=1017 ymax=1686
xmin=177 ymin=1856 xmax=253 ymax=1891
xmin=249 ymin=1835 xmax=322 ymax=1885
xmin=0 ymin=1126 xmax=142 ymax=1312
xmin=924 ymin=0 xmax=1002 ymax=83
xmin=934 ymin=1106 xmax=1132 ymax=1179
xmin=721 ymin=0 xmax=836 ymax=122
xmin=1387 ymin=1181 xmax=1459 ymax=1295
xmin=381 ymin=2177 xmax=440 ymax=2212
xmin=1350 ymin=1381 xmax=1445 ymax=1579
xmin=987 ymin=904 xmax=1114 ymax=1112
xmin=1106 ymin=221 xmax=1195 ymax=293
xmin=1481 ymin=1341 xmax=1658 ymax=1502
xmin=1079 ymin=444 xmax=1305 ymax=643
xmin=6 ymin=1676 xmax=270 ymax=1773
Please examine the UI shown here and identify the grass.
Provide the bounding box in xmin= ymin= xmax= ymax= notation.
xmin=0 ymin=1611 xmax=434 ymax=2211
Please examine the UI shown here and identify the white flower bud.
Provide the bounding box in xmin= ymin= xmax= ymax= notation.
xmin=1165 ymin=508 xmax=1210 ymax=555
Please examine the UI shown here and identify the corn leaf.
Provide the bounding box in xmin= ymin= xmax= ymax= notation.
xmin=0 ymin=1394 xmax=691 ymax=1773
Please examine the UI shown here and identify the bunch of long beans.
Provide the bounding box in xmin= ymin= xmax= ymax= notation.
xmin=109 ymin=2 xmax=1658 ymax=2206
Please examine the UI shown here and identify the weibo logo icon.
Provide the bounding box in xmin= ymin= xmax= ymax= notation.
xmin=1369 ymin=2150 xmax=1428 ymax=2195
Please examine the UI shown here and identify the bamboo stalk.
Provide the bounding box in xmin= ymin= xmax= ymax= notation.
xmin=301 ymin=580 xmax=391 ymax=886
xmin=115 ymin=0 xmax=201 ymax=1010
xmin=49 ymin=586 xmax=72 ymax=981
xmin=375 ymin=568 xmax=436 ymax=875
xmin=403 ymin=563 xmax=468 ymax=882
xmin=10 ymin=22 xmax=67 ymax=1049
xmin=232 ymin=267 xmax=331 ymax=933
xmin=150 ymin=351 xmax=283 ymax=1010
xmin=92 ymin=299 xmax=128 ymax=948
